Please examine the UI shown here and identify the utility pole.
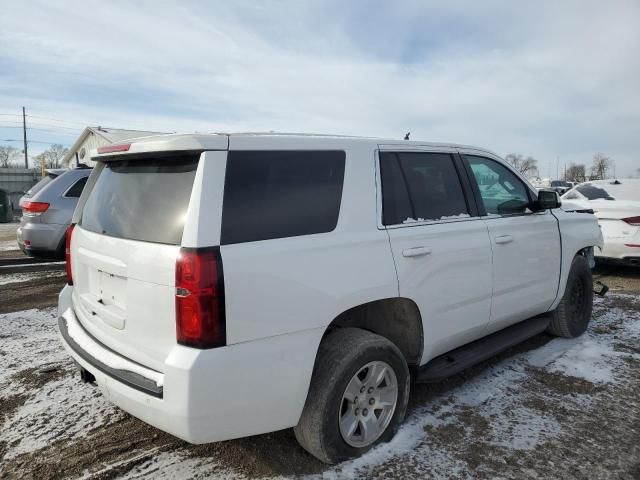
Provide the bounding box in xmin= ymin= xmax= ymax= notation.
xmin=22 ymin=106 xmax=28 ymax=168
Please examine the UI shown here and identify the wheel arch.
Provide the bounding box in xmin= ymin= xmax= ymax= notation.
xmin=321 ymin=297 xmax=424 ymax=367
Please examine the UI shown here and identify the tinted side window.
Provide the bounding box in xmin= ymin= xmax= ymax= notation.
xmin=65 ymin=176 xmax=88 ymax=198
xmin=380 ymin=152 xmax=469 ymax=225
xmin=465 ymin=155 xmax=530 ymax=215
xmin=221 ymin=151 xmax=345 ymax=244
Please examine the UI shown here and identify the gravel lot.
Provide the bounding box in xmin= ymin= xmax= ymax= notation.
xmin=1 ymin=225 xmax=639 ymax=479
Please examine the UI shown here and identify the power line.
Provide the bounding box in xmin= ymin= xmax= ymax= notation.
xmin=0 ymin=125 xmax=78 ymax=136
xmin=1 ymin=138 xmax=72 ymax=146
xmin=0 ymin=120 xmax=81 ymax=132
xmin=26 ymin=114 xmax=89 ymax=127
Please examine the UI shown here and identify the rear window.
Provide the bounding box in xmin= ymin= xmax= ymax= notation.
xmin=221 ymin=150 xmax=345 ymax=244
xmin=80 ymin=154 xmax=199 ymax=245
xmin=576 ymin=184 xmax=613 ymax=200
xmin=26 ymin=174 xmax=57 ymax=197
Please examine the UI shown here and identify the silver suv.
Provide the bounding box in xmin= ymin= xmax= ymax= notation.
xmin=18 ymin=166 xmax=91 ymax=259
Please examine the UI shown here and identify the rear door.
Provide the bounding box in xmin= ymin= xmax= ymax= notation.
xmin=379 ymin=147 xmax=493 ymax=363
xmin=70 ymin=152 xmax=202 ymax=372
xmin=461 ymin=152 xmax=561 ymax=331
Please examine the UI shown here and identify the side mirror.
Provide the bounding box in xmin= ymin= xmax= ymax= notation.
xmin=536 ymin=189 xmax=561 ymax=210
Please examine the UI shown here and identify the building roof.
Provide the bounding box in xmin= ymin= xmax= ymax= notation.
xmin=62 ymin=126 xmax=167 ymax=165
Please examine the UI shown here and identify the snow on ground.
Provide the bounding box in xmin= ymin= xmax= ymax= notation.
xmin=0 ymin=270 xmax=65 ymax=286
xmin=1 ymin=294 xmax=639 ymax=479
xmin=0 ymin=309 xmax=125 ymax=459
xmin=0 ymin=239 xmax=18 ymax=251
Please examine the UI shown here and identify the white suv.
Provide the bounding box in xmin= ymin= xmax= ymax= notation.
xmin=58 ymin=133 xmax=603 ymax=463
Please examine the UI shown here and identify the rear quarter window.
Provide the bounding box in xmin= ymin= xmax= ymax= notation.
xmin=221 ymin=150 xmax=346 ymax=244
xmin=80 ymin=154 xmax=199 ymax=245
xmin=25 ymin=174 xmax=57 ymax=197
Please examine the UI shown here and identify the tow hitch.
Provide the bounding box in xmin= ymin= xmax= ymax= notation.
xmin=80 ymin=367 xmax=96 ymax=384
xmin=594 ymin=280 xmax=609 ymax=297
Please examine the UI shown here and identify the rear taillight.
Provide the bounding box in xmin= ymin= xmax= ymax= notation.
xmin=622 ymin=216 xmax=640 ymax=226
xmin=175 ymin=247 xmax=226 ymax=349
xmin=21 ymin=201 xmax=49 ymax=216
xmin=66 ymin=224 xmax=75 ymax=285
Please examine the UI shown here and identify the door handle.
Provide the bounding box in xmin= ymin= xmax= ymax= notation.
xmin=494 ymin=235 xmax=514 ymax=245
xmin=402 ymin=246 xmax=432 ymax=258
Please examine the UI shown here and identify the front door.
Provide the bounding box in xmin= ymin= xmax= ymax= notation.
xmin=461 ymin=153 xmax=562 ymax=332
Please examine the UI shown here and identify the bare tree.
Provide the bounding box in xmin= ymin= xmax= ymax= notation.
xmin=504 ymin=153 xmax=539 ymax=177
xmin=0 ymin=145 xmax=19 ymax=168
xmin=36 ymin=144 xmax=70 ymax=168
xmin=565 ymin=163 xmax=586 ymax=182
xmin=590 ymin=153 xmax=611 ymax=180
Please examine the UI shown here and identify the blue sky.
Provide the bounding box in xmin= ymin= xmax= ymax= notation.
xmin=1 ymin=0 xmax=639 ymax=176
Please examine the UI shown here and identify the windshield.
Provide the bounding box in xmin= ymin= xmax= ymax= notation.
xmin=551 ymin=181 xmax=568 ymax=187
xmin=80 ymin=153 xmax=199 ymax=245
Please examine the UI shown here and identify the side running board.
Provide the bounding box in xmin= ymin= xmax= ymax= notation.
xmin=415 ymin=315 xmax=551 ymax=383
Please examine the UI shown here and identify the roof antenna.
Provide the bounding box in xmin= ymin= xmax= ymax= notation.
xmin=404 ymin=131 xmax=410 ymax=140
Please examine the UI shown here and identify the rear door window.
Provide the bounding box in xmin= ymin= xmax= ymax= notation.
xmin=80 ymin=153 xmax=199 ymax=245
xmin=379 ymin=152 xmax=470 ymax=225
xmin=221 ymin=150 xmax=345 ymax=244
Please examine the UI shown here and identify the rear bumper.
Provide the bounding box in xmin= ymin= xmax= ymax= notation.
xmin=17 ymin=221 xmax=66 ymax=254
xmin=58 ymin=315 xmax=163 ymax=397
xmin=57 ymin=285 xmax=323 ymax=444
xmin=597 ymin=237 xmax=640 ymax=262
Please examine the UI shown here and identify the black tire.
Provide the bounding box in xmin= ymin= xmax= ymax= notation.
xmin=547 ymin=255 xmax=593 ymax=338
xmin=294 ymin=328 xmax=410 ymax=464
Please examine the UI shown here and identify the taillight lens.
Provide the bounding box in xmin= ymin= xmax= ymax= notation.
xmin=21 ymin=201 xmax=50 ymax=216
xmin=66 ymin=224 xmax=75 ymax=285
xmin=175 ymin=247 xmax=226 ymax=349
xmin=622 ymin=216 xmax=640 ymax=226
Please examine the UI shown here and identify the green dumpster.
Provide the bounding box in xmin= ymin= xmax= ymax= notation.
xmin=0 ymin=189 xmax=14 ymax=223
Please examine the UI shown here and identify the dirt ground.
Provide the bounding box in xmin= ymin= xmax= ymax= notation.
xmin=0 ymin=261 xmax=639 ymax=479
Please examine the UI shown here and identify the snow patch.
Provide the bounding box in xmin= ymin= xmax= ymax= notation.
xmin=0 ymin=270 xmax=65 ymax=286
xmin=402 ymin=213 xmax=471 ymax=224
xmin=0 ymin=239 xmax=19 ymax=251
xmin=0 ymin=308 xmax=125 ymax=459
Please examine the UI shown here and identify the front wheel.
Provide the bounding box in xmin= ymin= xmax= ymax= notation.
xmin=294 ymin=328 xmax=410 ymax=464
xmin=547 ymin=254 xmax=593 ymax=338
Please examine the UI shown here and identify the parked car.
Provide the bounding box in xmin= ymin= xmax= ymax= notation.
xmin=550 ymin=180 xmax=571 ymax=195
xmin=561 ymin=179 xmax=640 ymax=265
xmin=17 ymin=166 xmax=91 ymax=259
xmin=57 ymin=134 xmax=602 ymax=464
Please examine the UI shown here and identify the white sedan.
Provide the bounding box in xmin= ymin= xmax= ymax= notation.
xmin=562 ymin=179 xmax=640 ymax=264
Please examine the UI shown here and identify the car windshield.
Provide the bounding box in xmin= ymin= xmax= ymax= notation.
xmin=575 ymin=184 xmax=613 ymax=200
xmin=551 ymin=181 xmax=568 ymax=187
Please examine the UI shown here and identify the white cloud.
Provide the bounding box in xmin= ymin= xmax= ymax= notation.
xmin=1 ymin=0 xmax=639 ymax=175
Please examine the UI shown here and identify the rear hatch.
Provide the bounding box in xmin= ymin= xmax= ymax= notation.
xmin=70 ymin=153 xmax=200 ymax=372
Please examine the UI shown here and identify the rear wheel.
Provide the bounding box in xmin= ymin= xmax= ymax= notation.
xmin=547 ymin=255 xmax=593 ymax=338
xmin=294 ymin=328 xmax=410 ymax=464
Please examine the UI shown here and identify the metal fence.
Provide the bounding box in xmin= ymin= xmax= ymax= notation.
xmin=0 ymin=168 xmax=40 ymax=214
